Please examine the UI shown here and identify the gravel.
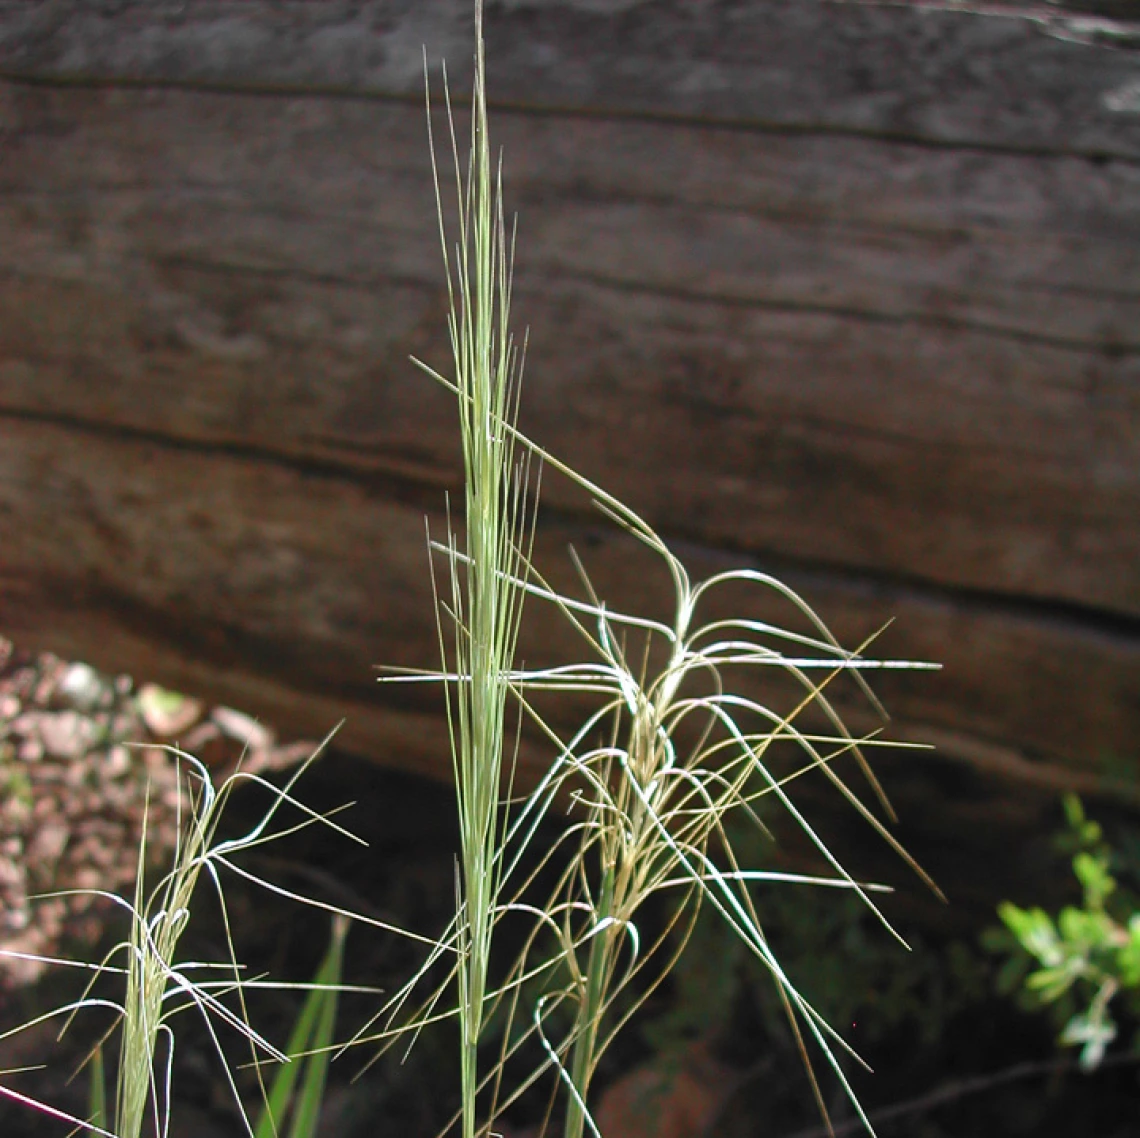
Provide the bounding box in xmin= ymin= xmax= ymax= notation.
xmin=0 ymin=636 xmax=314 ymax=989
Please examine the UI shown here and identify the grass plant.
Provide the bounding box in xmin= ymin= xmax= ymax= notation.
xmin=419 ymin=5 xmax=534 ymax=1136
xmin=362 ymin=9 xmax=941 ymax=1136
xmin=365 ymin=426 xmax=940 ymax=1138
xmin=392 ymin=498 xmax=940 ymax=1138
xmin=0 ymin=737 xmax=397 ymax=1138
xmin=2 ymin=5 xmax=941 ymax=1137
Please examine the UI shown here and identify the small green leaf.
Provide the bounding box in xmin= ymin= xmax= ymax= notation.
xmin=1057 ymin=905 xmax=1112 ymax=954
xmin=1026 ymin=964 xmax=1079 ymax=1003
xmin=1061 ymin=1008 xmax=1117 ymax=1071
xmin=1115 ymin=916 xmax=1140 ymax=986
xmin=999 ymin=904 xmax=1063 ymax=967
xmin=1063 ymin=794 xmax=1085 ymax=830
xmin=1073 ymin=852 xmax=1115 ymax=911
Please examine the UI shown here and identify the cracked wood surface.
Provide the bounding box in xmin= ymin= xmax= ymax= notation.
xmin=1 ymin=0 xmax=1139 ymax=155
xmin=0 ymin=0 xmax=1137 ymax=805
xmin=1 ymin=86 xmax=1135 ymax=611
xmin=2 ymin=418 xmax=1138 ymax=793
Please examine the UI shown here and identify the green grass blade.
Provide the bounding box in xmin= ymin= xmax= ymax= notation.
xmin=254 ymin=916 xmax=348 ymax=1138
xmin=288 ymin=917 xmax=347 ymax=1138
xmin=87 ymin=1043 xmax=107 ymax=1132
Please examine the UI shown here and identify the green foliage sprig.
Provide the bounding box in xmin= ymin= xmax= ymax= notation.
xmin=986 ymin=795 xmax=1140 ymax=1071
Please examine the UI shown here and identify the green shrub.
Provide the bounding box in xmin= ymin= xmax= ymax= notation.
xmin=985 ymin=794 xmax=1140 ymax=1070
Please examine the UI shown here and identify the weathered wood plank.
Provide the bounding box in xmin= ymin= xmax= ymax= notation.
xmin=2 ymin=419 xmax=1137 ymax=789
xmin=1 ymin=85 xmax=1136 ymax=613
xmin=0 ymin=0 xmax=1137 ymax=887
xmin=1 ymin=1 xmax=1139 ymax=157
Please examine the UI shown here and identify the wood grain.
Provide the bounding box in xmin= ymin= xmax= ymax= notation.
xmin=0 ymin=0 xmax=1136 ymax=828
xmin=2 ymin=0 xmax=1139 ymax=156
xmin=1 ymin=88 xmax=1135 ymax=612
xmin=2 ymin=419 xmax=1137 ymax=784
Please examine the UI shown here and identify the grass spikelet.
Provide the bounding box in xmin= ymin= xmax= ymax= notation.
xmin=368 ymin=502 xmax=938 ymax=1138
xmin=462 ymin=499 xmax=941 ymax=1138
xmin=417 ymin=2 xmax=534 ymax=1135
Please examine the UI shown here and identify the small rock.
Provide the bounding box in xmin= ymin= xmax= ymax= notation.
xmin=138 ymin=684 xmax=203 ymax=737
xmin=2 ymin=907 xmax=29 ymax=933
xmin=17 ymin=737 xmax=43 ymax=763
xmin=56 ymin=662 xmax=108 ymax=714
xmin=25 ymin=822 xmax=69 ymax=869
xmin=0 ymin=858 xmax=24 ymax=890
xmin=211 ymin=706 xmax=273 ymax=752
xmin=2 ymin=797 xmax=30 ymax=828
xmin=8 ymin=711 xmax=36 ymax=736
xmin=111 ymin=711 xmax=141 ymax=742
xmin=104 ymin=744 xmax=132 ymax=778
xmin=72 ymin=867 xmax=103 ymax=892
xmin=39 ymin=710 xmax=100 ymax=760
xmin=0 ymin=935 xmax=45 ymax=985
xmin=63 ymin=761 xmax=89 ymax=789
